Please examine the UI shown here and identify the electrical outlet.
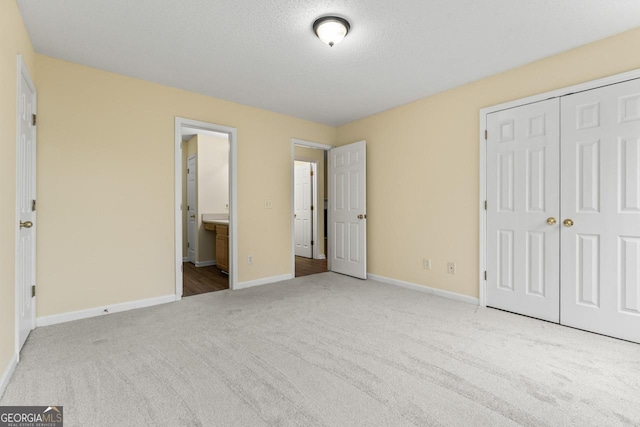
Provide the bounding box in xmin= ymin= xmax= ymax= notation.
xmin=264 ymin=200 xmax=273 ymax=209
xmin=248 ymin=255 xmax=254 ymax=265
xmin=423 ymin=258 xmax=431 ymax=269
xmin=447 ymin=262 xmax=456 ymax=274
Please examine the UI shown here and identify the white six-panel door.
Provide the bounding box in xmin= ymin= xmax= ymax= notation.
xmin=17 ymin=60 xmax=37 ymax=351
xmin=294 ymin=162 xmax=313 ymax=258
xmin=329 ymin=141 xmax=367 ymax=279
xmin=486 ymin=78 xmax=640 ymax=343
xmin=187 ymin=155 xmax=196 ymax=263
xmin=560 ymin=79 xmax=640 ymax=343
xmin=486 ymin=99 xmax=561 ymax=322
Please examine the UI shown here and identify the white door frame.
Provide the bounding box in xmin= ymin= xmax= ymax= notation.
xmin=15 ymin=55 xmax=37 ymax=360
xmin=294 ymin=158 xmax=318 ymax=259
xmin=479 ymin=67 xmax=640 ymax=307
xmin=291 ymin=138 xmax=334 ymax=274
xmin=175 ymin=117 xmax=238 ymax=294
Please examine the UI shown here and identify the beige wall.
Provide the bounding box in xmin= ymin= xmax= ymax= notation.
xmin=336 ymin=27 xmax=640 ymax=299
xmin=196 ymin=133 xmax=229 ymax=263
xmin=35 ymin=54 xmax=335 ymax=317
xmin=0 ymin=0 xmax=36 ymax=385
xmin=294 ymin=145 xmax=326 ymax=257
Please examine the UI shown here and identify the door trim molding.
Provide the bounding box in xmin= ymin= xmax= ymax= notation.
xmin=478 ymin=67 xmax=640 ymax=307
xmin=175 ymin=117 xmax=238 ymax=295
xmin=291 ymin=139 xmax=334 ymax=276
xmin=15 ymin=54 xmax=37 ymax=362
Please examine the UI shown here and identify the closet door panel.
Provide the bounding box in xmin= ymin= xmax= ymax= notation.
xmin=486 ymin=98 xmax=561 ymax=322
xmin=561 ymin=78 xmax=640 ymax=343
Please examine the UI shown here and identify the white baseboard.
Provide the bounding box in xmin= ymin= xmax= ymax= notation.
xmin=367 ymin=274 xmax=479 ymax=305
xmin=235 ymin=274 xmax=294 ymax=290
xmin=36 ymin=294 xmax=177 ymax=327
xmin=0 ymin=352 xmax=18 ymax=399
xmin=182 ymin=257 xmax=188 ymax=262
xmin=195 ymin=260 xmax=217 ymax=267
xmin=317 ymin=254 xmax=326 ymax=260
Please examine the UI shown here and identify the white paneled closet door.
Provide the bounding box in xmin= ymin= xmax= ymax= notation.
xmin=560 ymin=79 xmax=640 ymax=343
xmin=486 ymin=99 xmax=561 ymax=322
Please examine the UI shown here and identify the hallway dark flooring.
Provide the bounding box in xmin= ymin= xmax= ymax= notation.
xmin=183 ymin=262 xmax=229 ymax=297
xmin=295 ymin=256 xmax=328 ymax=277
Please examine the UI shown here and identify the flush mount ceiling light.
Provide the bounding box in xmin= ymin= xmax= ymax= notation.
xmin=313 ymin=16 xmax=350 ymax=47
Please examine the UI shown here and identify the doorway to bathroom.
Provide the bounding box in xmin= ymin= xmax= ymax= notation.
xmin=175 ymin=118 xmax=238 ymax=298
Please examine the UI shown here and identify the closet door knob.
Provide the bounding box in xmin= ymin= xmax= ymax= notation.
xmin=547 ymin=217 xmax=557 ymax=225
xmin=563 ymin=219 xmax=574 ymax=227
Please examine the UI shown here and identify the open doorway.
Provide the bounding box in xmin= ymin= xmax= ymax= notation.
xmin=291 ymin=139 xmax=332 ymax=277
xmin=175 ymin=118 xmax=238 ymax=298
xmin=181 ymin=130 xmax=229 ymax=296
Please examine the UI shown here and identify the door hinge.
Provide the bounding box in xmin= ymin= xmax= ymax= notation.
xmin=31 ymin=285 xmax=36 ymax=297
xmin=32 ymin=114 xmax=37 ymax=126
xmin=311 ymin=240 xmax=314 ymax=245
xmin=484 ymin=271 xmax=487 ymax=280
xmin=484 ymin=130 xmax=487 ymax=140
xmin=310 ymin=170 xmax=314 ymax=176
xmin=310 ymin=205 xmax=314 ymax=211
xmin=484 ymin=200 xmax=487 ymax=210
xmin=32 ymin=199 xmax=36 ymax=212
xmin=187 ymin=242 xmax=189 ymax=248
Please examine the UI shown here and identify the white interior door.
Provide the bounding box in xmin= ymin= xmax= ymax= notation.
xmin=560 ymin=78 xmax=640 ymax=343
xmin=187 ymin=155 xmax=196 ymax=263
xmin=17 ymin=61 xmax=37 ymax=351
xmin=294 ymin=162 xmax=313 ymax=258
xmin=486 ymin=99 xmax=560 ymax=322
xmin=329 ymin=141 xmax=367 ymax=279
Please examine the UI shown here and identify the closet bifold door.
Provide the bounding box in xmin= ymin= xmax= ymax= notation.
xmin=560 ymin=78 xmax=640 ymax=343
xmin=486 ymin=98 xmax=561 ymax=322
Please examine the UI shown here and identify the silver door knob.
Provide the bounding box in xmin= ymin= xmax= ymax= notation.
xmin=20 ymin=221 xmax=33 ymax=229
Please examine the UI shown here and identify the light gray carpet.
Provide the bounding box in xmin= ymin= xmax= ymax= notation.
xmin=2 ymin=272 xmax=639 ymax=426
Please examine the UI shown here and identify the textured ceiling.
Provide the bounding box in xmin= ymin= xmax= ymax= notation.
xmin=17 ymin=0 xmax=640 ymax=126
